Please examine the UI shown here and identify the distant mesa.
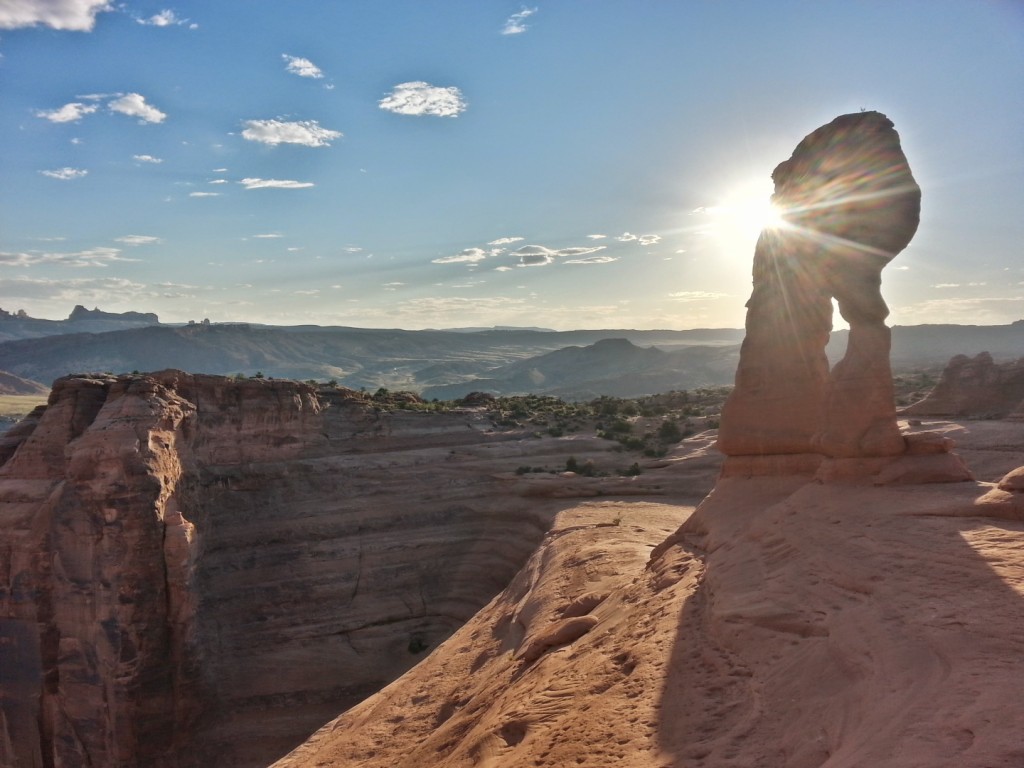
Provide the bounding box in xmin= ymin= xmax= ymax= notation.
xmin=68 ymin=304 xmax=160 ymax=324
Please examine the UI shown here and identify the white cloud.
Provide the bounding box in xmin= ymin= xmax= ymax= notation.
xmin=379 ymin=81 xmax=467 ymax=118
xmin=209 ymin=179 xmax=227 ymax=184
xmin=189 ymin=191 xmax=221 ymax=197
xmin=932 ymin=283 xmax=961 ymax=289
xmin=137 ymin=9 xmax=191 ymax=27
xmin=35 ymin=101 xmax=98 ymax=123
xmin=132 ymin=154 xmax=162 ymax=163
xmin=501 ymin=7 xmax=537 ymax=35
xmin=253 ymin=233 xmax=283 ymax=239
xmin=617 ymin=232 xmax=661 ymax=246
xmin=565 ymin=255 xmax=618 ymax=265
xmin=282 ymin=54 xmax=324 ymax=79
xmin=0 ymin=246 xmax=135 ymax=268
xmin=511 ymin=244 xmax=607 ymax=267
xmin=587 ymin=234 xmax=607 ymax=240
xmin=241 ymin=118 xmax=341 ymax=147
xmin=558 ymin=246 xmax=607 ymax=257
xmin=432 ymin=247 xmax=493 ymax=264
xmin=40 ymin=167 xmax=87 ymax=180
xmin=668 ymin=291 xmax=726 ymax=302
xmin=109 ymin=93 xmax=166 ymax=123
xmin=114 ymin=235 xmax=161 ymax=246
xmin=0 ymin=0 xmax=112 ymax=31
xmin=488 ymin=236 xmax=524 ymax=246
xmin=239 ymin=178 xmax=315 ymax=190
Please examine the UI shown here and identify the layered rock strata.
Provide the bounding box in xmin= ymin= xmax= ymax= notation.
xmin=0 ymin=371 xmax=715 ymax=767
xmin=904 ymin=351 xmax=1024 ymax=420
xmin=718 ymin=111 xmax=921 ymax=459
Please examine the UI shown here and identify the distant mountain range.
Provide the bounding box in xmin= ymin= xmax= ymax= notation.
xmin=0 ymin=305 xmax=159 ymax=341
xmin=1 ymin=306 xmax=1022 ymax=399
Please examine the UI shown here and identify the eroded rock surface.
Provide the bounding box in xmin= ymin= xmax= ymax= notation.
xmin=904 ymin=351 xmax=1024 ymax=420
xmin=718 ymin=111 xmax=920 ymax=458
xmin=0 ymin=371 xmax=719 ymax=767
xmin=271 ymin=456 xmax=1024 ymax=768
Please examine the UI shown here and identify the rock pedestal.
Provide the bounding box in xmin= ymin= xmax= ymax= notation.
xmin=718 ymin=111 xmax=921 ymax=460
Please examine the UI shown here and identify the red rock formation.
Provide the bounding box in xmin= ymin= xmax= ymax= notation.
xmin=0 ymin=370 xmax=717 ymax=767
xmin=903 ymin=351 xmax=1024 ymax=420
xmin=718 ymin=111 xmax=920 ymax=459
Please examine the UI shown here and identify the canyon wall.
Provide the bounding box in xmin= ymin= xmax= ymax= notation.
xmin=3 ymin=371 xmax=676 ymax=767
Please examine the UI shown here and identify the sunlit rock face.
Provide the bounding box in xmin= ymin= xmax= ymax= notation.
xmin=0 ymin=371 xmax=574 ymax=767
xmin=718 ymin=111 xmax=921 ymax=458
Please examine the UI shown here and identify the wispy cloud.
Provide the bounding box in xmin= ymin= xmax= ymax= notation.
xmin=136 ymin=9 xmax=195 ymax=28
xmin=239 ymin=178 xmax=315 ymax=190
xmin=512 ymin=244 xmax=606 ymax=267
xmin=40 ymin=167 xmax=87 ymax=180
xmin=35 ymin=101 xmax=98 ymax=123
xmin=432 ymin=247 xmax=494 ymax=264
xmin=587 ymin=234 xmax=607 ymax=240
xmin=0 ymin=246 xmax=136 ymax=268
xmin=379 ymin=82 xmax=467 ymax=118
xmin=0 ymin=276 xmax=201 ymax=306
xmin=132 ymin=154 xmax=162 ymax=163
xmin=668 ymin=291 xmax=726 ymax=302
xmin=282 ymin=54 xmax=324 ymax=79
xmin=241 ymin=118 xmax=341 ymax=147
xmin=115 ymin=235 xmax=161 ymax=246
xmin=252 ymin=233 xmax=283 ymax=239
xmin=501 ymin=7 xmax=538 ymax=35
xmin=0 ymin=0 xmax=112 ymax=31
xmin=565 ymin=255 xmax=618 ymax=265
xmin=488 ymin=236 xmax=524 ymax=246
xmin=189 ymin=191 xmax=221 ymax=198
xmin=109 ymin=93 xmax=166 ymax=123
xmin=617 ymin=232 xmax=661 ymax=246
xmin=894 ymin=296 xmax=1024 ymax=325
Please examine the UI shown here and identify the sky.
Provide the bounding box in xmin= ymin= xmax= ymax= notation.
xmin=1 ymin=1 xmax=1022 ymax=330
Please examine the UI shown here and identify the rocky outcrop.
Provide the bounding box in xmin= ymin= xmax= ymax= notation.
xmin=903 ymin=351 xmax=1024 ymax=419
xmin=271 ymin=450 xmax=1024 ymax=768
xmin=0 ymin=370 xmax=717 ymax=767
xmin=718 ymin=111 xmax=920 ymax=459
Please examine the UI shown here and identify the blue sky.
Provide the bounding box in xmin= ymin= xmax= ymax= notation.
xmin=1 ymin=1 xmax=1022 ymax=330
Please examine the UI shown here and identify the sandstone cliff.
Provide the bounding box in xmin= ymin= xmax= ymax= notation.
xmin=0 ymin=370 xmax=718 ymax=767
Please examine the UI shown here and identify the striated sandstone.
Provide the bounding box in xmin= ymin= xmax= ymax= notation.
xmin=0 ymin=370 xmax=718 ymax=767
